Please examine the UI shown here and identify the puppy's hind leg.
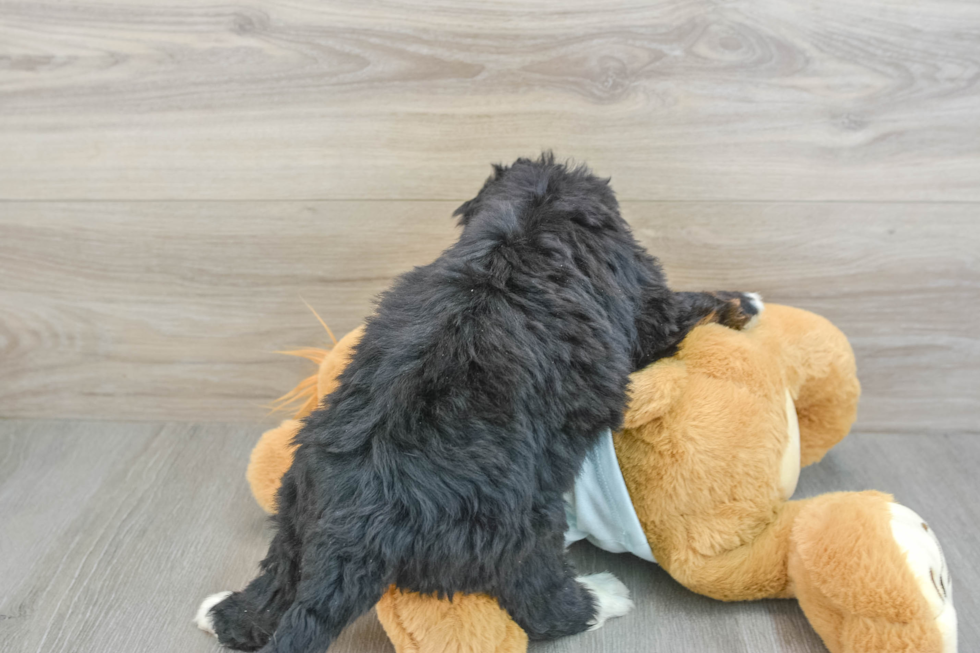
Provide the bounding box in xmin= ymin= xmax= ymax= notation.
xmin=197 ymin=483 xmax=303 ymax=650
xmin=256 ymin=537 xmax=388 ymax=653
xmin=201 ymin=565 xmax=295 ymax=651
xmin=495 ymin=543 xmax=633 ymax=641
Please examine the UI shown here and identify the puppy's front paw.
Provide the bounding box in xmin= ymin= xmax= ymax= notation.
xmin=578 ymin=572 xmax=634 ymax=631
xmin=740 ymin=292 xmax=764 ymax=328
xmin=715 ymin=291 xmax=764 ymax=330
xmin=194 ymin=591 xmax=232 ymax=636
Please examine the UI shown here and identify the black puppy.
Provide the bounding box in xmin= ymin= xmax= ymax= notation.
xmin=196 ymin=154 xmax=760 ymax=652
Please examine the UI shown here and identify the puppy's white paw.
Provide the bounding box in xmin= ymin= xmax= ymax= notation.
xmin=578 ymin=572 xmax=634 ymax=631
xmin=743 ymin=292 xmax=764 ymax=329
xmin=889 ymin=504 xmax=957 ymax=653
xmin=194 ymin=591 xmax=232 ymax=636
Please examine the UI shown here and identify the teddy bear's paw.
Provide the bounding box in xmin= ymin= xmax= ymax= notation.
xmin=194 ymin=591 xmax=232 ymax=636
xmin=889 ymin=503 xmax=958 ymax=653
xmin=578 ymin=572 xmax=634 ymax=631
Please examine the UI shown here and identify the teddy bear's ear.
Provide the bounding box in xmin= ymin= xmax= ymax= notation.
xmin=624 ymin=359 xmax=689 ymax=429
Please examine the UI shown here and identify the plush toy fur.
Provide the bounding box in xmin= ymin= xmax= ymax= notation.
xmin=246 ymin=305 xmax=957 ymax=653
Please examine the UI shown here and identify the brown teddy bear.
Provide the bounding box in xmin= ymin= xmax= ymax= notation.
xmin=246 ymin=304 xmax=957 ymax=653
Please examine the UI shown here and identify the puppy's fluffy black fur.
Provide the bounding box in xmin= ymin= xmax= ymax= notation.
xmin=205 ymin=154 xmax=759 ymax=652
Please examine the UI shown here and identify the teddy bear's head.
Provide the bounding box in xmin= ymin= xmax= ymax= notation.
xmin=614 ymin=303 xmax=859 ymax=586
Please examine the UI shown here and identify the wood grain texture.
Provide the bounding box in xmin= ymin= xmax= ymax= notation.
xmin=0 ymin=201 xmax=460 ymax=426
xmin=0 ymin=419 xmax=976 ymax=652
xmin=0 ymin=419 xmax=393 ymax=653
xmin=1 ymin=0 xmax=979 ymax=200
xmin=2 ymin=201 xmax=977 ymax=433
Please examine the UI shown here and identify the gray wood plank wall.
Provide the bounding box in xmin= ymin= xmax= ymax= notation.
xmin=2 ymin=0 xmax=978 ymax=201
xmin=1 ymin=1 xmax=978 ymax=433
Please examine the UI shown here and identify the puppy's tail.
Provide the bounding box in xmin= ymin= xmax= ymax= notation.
xmin=266 ymin=547 xmax=387 ymax=653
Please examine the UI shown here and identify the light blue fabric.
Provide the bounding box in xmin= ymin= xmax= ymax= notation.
xmin=564 ymin=429 xmax=656 ymax=563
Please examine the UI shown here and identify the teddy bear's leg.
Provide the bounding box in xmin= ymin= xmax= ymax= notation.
xmin=375 ymin=586 xmax=528 ymax=653
xmin=789 ymin=492 xmax=957 ymax=653
xmin=660 ymin=499 xmax=812 ymax=602
xmin=494 ymin=542 xmax=633 ymax=640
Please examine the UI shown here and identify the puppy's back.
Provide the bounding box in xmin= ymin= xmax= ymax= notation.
xmin=304 ymin=157 xmax=646 ymax=466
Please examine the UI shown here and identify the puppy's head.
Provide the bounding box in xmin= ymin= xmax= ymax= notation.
xmin=453 ymin=152 xmax=626 ymax=240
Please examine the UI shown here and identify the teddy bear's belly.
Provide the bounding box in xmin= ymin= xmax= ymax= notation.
xmin=780 ymin=389 xmax=801 ymax=500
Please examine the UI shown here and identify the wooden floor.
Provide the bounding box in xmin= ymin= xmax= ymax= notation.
xmin=0 ymin=419 xmax=976 ymax=653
